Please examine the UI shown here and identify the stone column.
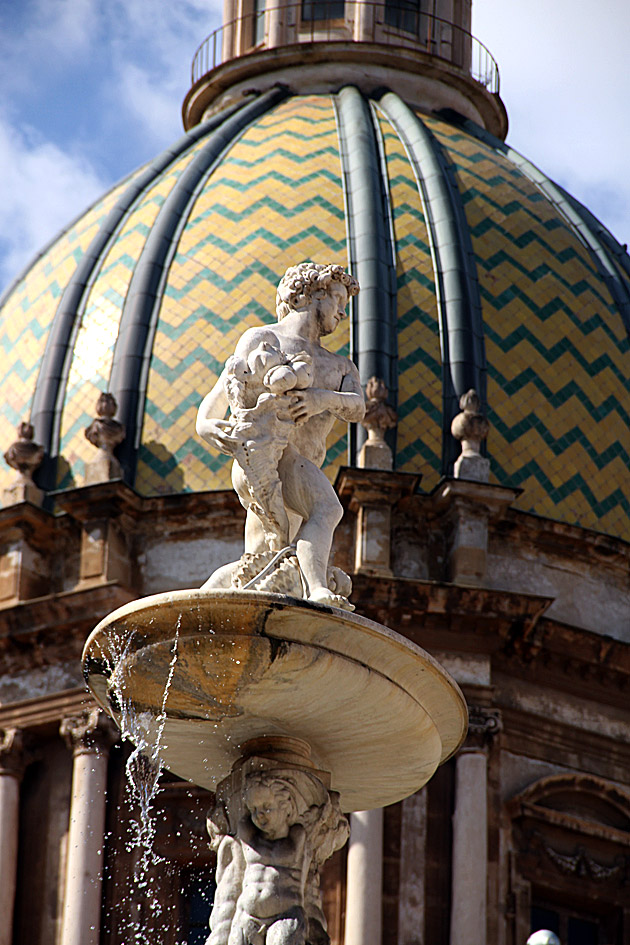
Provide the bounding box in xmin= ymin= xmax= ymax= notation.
xmin=59 ymin=708 xmax=117 ymax=945
xmin=344 ymin=808 xmax=383 ymax=945
xmin=265 ymin=0 xmax=284 ymax=50
xmin=352 ymin=0 xmax=375 ymax=42
xmin=222 ymin=0 xmax=238 ymax=60
xmin=0 ymin=728 xmax=25 ymax=945
xmin=450 ymin=747 xmax=487 ymax=945
xmin=398 ymin=789 xmax=427 ymax=945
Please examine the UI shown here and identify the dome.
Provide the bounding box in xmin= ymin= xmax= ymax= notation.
xmin=1 ymin=88 xmax=629 ymax=542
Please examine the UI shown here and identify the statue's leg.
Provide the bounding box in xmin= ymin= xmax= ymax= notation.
xmin=201 ymin=490 xmax=269 ymax=590
xmin=278 ymin=450 xmax=343 ymax=605
xmin=201 ymin=561 xmax=241 ymax=590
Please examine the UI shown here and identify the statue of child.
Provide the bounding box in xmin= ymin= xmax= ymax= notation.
xmin=228 ymin=774 xmax=309 ymax=945
xmin=224 ymin=342 xmax=313 ymax=551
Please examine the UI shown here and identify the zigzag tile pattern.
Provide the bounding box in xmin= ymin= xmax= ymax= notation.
xmin=58 ymin=148 xmax=201 ymax=488
xmin=375 ymin=108 xmax=441 ymax=489
xmin=426 ymin=116 xmax=630 ymax=540
xmin=137 ymin=95 xmax=349 ymax=496
xmin=0 ymin=172 xmax=140 ymax=494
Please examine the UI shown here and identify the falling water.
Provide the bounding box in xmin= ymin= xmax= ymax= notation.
xmin=100 ymin=614 xmax=182 ymax=942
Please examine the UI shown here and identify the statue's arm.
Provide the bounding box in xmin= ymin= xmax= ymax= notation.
xmin=338 ymin=362 xmax=366 ymax=421
xmin=289 ymin=361 xmax=365 ymax=424
xmin=237 ymin=814 xmax=257 ymax=845
xmin=196 ymin=373 xmax=238 ymax=455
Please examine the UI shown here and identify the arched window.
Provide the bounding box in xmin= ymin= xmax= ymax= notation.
xmin=508 ymin=774 xmax=630 ymax=945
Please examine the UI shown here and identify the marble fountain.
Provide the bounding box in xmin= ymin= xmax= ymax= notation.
xmin=82 ymin=263 xmax=467 ymax=945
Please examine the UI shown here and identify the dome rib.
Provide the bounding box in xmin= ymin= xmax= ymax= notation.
xmin=334 ymin=86 xmax=398 ymax=459
xmin=438 ymin=110 xmax=630 ymax=338
xmin=110 ymin=86 xmax=290 ymax=483
xmin=380 ymin=93 xmax=486 ymax=475
xmin=29 ymin=100 xmax=251 ymax=493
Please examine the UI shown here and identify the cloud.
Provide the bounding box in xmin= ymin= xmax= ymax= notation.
xmin=103 ymin=0 xmax=223 ymax=148
xmin=0 ymin=114 xmax=108 ymax=289
xmin=0 ymin=0 xmax=222 ymax=289
xmin=473 ymin=0 xmax=630 ymax=245
xmin=0 ymin=0 xmax=99 ymax=97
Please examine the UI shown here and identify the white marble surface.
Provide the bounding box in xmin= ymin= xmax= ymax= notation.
xmin=83 ymin=589 xmax=467 ymax=812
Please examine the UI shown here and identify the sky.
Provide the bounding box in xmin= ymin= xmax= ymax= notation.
xmin=0 ymin=0 xmax=628 ymax=293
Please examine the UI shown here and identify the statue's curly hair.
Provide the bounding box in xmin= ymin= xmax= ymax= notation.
xmin=276 ymin=262 xmax=359 ymax=321
xmin=245 ymin=773 xmax=300 ymax=824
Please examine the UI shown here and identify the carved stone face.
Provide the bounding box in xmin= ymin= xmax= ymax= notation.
xmin=245 ymin=783 xmax=293 ymax=839
xmin=313 ymin=282 xmax=349 ymax=336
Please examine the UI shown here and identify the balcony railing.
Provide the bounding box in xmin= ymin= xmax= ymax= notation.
xmin=191 ymin=3 xmax=500 ymax=94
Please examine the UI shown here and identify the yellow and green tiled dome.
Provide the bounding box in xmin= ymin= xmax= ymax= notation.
xmin=1 ymin=88 xmax=629 ymax=542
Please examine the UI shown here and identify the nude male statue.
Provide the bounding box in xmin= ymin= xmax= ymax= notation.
xmin=228 ymin=777 xmax=307 ymax=945
xmin=196 ymin=262 xmax=365 ymax=608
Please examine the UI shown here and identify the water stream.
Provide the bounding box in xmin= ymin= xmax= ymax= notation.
xmin=100 ymin=615 xmax=182 ymax=942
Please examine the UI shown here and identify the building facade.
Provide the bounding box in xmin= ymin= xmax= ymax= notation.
xmin=0 ymin=2 xmax=629 ymax=944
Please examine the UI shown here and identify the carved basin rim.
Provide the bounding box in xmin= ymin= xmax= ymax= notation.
xmin=83 ymin=589 xmax=468 ymax=811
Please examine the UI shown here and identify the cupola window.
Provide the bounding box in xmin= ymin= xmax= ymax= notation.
xmin=301 ymin=0 xmax=345 ymax=22
xmin=384 ymin=0 xmax=428 ymax=35
xmin=254 ymin=0 xmax=266 ymax=44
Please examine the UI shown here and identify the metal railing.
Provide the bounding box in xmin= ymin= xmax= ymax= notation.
xmin=191 ymin=3 xmax=500 ymax=93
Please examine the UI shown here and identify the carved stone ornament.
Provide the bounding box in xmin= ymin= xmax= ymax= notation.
xmin=450 ymin=389 xmax=490 ymax=482
xmin=60 ymin=707 xmax=118 ymax=756
xmin=0 ymin=727 xmax=26 ymax=777
xmin=2 ymin=421 xmax=44 ymax=506
xmin=197 ymin=263 xmax=365 ymax=611
xmin=531 ymin=830 xmax=628 ymax=883
xmin=206 ymin=747 xmax=349 ymax=945
xmin=84 ymin=392 xmax=125 ymax=484
xmin=358 ymin=376 xmax=397 ymax=471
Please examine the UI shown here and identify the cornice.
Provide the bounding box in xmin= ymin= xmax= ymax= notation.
xmin=0 ymin=688 xmax=95 ymax=731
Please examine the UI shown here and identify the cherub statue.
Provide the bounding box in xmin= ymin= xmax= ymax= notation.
xmin=224 ymin=341 xmax=313 ymax=550
xmin=197 ymin=262 xmax=365 ymax=609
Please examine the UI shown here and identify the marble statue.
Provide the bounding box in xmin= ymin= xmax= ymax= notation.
xmin=197 ymin=262 xmax=364 ymax=609
xmin=224 ymin=343 xmax=314 ymax=551
xmin=206 ymin=767 xmax=348 ymax=945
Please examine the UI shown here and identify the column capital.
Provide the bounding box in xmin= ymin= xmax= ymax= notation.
xmin=60 ymin=708 xmax=118 ymax=756
xmin=465 ymin=704 xmax=502 ymax=748
xmin=0 ymin=727 xmax=26 ymax=777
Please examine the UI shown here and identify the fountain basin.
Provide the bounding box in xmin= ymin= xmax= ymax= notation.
xmin=83 ymin=590 xmax=467 ymax=811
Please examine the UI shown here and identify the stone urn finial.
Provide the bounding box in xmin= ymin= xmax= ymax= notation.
xmin=450 ymin=389 xmax=490 ymax=482
xmin=359 ymin=377 xmax=398 ymax=470
xmin=2 ymin=421 xmax=45 ymax=506
xmin=84 ymin=392 xmax=125 ymax=484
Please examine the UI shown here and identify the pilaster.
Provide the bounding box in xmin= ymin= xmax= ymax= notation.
xmin=54 ymin=480 xmax=141 ymax=589
xmin=434 ymin=479 xmax=520 ymax=585
xmin=336 ymin=468 xmax=420 ymax=577
xmin=0 ymin=502 xmax=56 ymax=603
